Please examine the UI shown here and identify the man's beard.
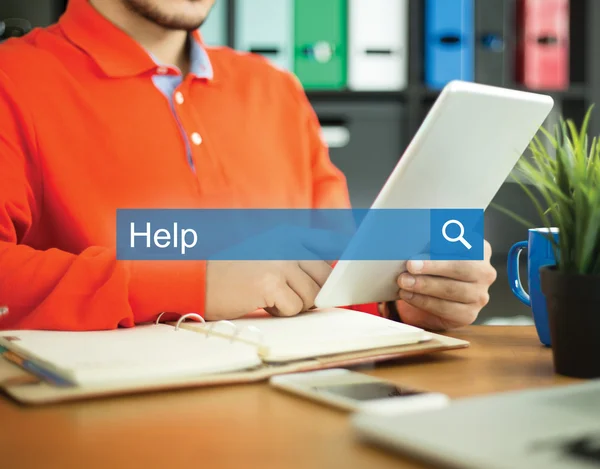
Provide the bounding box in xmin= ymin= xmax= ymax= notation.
xmin=122 ymin=0 xmax=207 ymax=31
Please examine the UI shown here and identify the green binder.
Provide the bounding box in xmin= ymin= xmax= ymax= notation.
xmin=294 ymin=0 xmax=347 ymax=90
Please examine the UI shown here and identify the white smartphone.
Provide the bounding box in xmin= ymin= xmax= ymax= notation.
xmin=269 ymin=369 xmax=449 ymax=415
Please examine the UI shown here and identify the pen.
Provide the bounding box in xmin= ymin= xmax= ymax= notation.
xmin=1 ymin=349 xmax=74 ymax=387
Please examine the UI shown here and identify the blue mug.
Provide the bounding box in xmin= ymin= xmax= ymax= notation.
xmin=507 ymin=228 xmax=559 ymax=346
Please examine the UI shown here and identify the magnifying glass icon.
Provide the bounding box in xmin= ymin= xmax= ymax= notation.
xmin=442 ymin=220 xmax=472 ymax=250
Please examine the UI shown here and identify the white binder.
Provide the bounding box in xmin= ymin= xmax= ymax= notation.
xmin=348 ymin=0 xmax=409 ymax=91
xmin=234 ymin=0 xmax=294 ymax=71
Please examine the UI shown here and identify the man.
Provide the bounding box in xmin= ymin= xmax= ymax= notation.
xmin=0 ymin=0 xmax=497 ymax=331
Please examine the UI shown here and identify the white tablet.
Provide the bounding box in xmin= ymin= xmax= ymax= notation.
xmin=314 ymin=80 xmax=554 ymax=308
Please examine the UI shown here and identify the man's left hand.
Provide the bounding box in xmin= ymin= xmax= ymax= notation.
xmin=395 ymin=240 xmax=497 ymax=331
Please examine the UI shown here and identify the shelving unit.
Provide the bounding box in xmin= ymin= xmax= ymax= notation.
xmin=298 ymin=0 xmax=597 ymax=222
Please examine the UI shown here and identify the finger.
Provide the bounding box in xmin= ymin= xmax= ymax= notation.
xmin=406 ymin=259 xmax=486 ymax=282
xmin=397 ymin=273 xmax=489 ymax=305
xmin=484 ymin=240 xmax=493 ymax=260
xmin=286 ymin=265 xmax=321 ymax=311
xmin=261 ymin=268 xmax=305 ymax=317
xmin=264 ymin=283 xmax=305 ymax=317
xmin=398 ymin=290 xmax=479 ymax=325
xmin=299 ymin=260 xmax=332 ymax=287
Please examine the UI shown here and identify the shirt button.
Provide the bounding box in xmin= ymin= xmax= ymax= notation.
xmin=175 ymin=92 xmax=184 ymax=105
xmin=157 ymin=66 xmax=169 ymax=75
xmin=191 ymin=132 xmax=202 ymax=145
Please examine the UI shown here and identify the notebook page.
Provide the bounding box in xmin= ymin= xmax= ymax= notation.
xmin=181 ymin=308 xmax=428 ymax=363
xmin=0 ymin=324 xmax=262 ymax=387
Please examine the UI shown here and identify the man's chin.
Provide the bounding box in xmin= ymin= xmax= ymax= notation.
xmin=122 ymin=0 xmax=209 ymax=31
xmin=167 ymin=22 xmax=205 ymax=31
xmin=151 ymin=17 xmax=205 ymax=31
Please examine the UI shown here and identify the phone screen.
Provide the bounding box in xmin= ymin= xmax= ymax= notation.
xmin=312 ymin=382 xmax=425 ymax=401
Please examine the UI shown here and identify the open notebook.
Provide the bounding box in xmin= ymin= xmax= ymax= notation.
xmin=0 ymin=308 xmax=468 ymax=405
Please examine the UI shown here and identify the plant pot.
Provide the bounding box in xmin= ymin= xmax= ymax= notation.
xmin=540 ymin=265 xmax=600 ymax=378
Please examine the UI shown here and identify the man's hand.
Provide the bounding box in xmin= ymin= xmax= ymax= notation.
xmin=205 ymin=260 xmax=332 ymax=321
xmin=394 ymin=240 xmax=497 ymax=331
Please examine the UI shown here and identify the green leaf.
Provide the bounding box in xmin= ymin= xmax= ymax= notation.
xmin=539 ymin=125 xmax=558 ymax=148
xmin=495 ymin=104 xmax=600 ymax=274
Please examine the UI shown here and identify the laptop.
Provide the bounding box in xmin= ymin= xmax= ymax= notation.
xmin=352 ymin=380 xmax=600 ymax=469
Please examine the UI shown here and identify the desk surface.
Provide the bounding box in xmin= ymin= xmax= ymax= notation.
xmin=0 ymin=326 xmax=580 ymax=469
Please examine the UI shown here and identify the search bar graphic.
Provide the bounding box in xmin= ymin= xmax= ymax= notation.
xmin=431 ymin=209 xmax=484 ymax=260
xmin=442 ymin=219 xmax=472 ymax=250
xmin=116 ymin=208 xmax=485 ymax=261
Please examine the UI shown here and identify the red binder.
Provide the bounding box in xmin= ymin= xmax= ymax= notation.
xmin=516 ymin=0 xmax=570 ymax=90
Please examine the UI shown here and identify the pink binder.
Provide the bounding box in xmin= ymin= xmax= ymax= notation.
xmin=516 ymin=0 xmax=570 ymax=90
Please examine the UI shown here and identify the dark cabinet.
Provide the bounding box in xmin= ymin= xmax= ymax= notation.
xmin=311 ymin=101 xmax=406 ymax=208
xmin=1 ymin=0 xmax=65 ymax=33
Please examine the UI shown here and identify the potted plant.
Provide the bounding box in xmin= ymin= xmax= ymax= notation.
xmin=495 ymin=105 xmax=600 ymax=379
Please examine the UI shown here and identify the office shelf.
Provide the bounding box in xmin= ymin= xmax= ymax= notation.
xmin=306 ymin=90 xmax=408 ymax=102
xmin=421 ymin=83 xmax=588 ymax=102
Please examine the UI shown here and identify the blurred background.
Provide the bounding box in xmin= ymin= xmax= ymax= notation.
xmin=1 ymin=0 xmax=598 ymax=324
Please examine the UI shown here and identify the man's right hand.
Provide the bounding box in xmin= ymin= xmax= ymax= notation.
xmin=205 ymin=260 xmax=332 ymax=320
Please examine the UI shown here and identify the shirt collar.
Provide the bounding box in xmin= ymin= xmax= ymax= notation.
xmin=59 ymin=0 xmax=214 ymax=80
xmin=149 ymin=33 xmax=213 ymax=80
xmin=188 ymin=32 xmax=213 ymax=79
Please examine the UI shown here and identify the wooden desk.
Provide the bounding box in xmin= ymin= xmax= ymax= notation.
xmin=0 ymin=326 xmax=580 ymax=469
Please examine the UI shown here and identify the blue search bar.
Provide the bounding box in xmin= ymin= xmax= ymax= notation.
xmin=116 ymin=209 xmax=484 ymax=261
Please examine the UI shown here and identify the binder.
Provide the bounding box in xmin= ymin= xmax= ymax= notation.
xmin=198 ymin=0 xmax=228 ymax=46
xmin=516 ymin=0 xmax=570 ymax=90
xmin=0 ymin=309 xmax=468 ymax=404
xmin=234 ymin=0 xmax=294 ymax=70
xmin=294 ymin=0 xmax=347 ymax=90
xmin=474 ymin=0 xmax=508 ymax=86
xmin=348 ymin=0 xmax=408 ymax=91
xmin=424 ymin=0 xmax=475 ymax=89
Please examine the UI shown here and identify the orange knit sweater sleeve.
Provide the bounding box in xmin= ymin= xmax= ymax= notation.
xmin=0 ymin=70 xmax=206 ymax=331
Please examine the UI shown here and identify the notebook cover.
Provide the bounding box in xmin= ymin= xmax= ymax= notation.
xmin=0 ymin=333 xmax=468 ymax=405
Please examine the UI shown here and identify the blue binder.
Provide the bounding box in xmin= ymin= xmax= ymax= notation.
xmin=424 ymin=0 xmax=475 ymax=89
xmin=198 ymin=0 xmax=228 ymax=46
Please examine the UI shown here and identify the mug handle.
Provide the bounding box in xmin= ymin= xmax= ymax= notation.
xmin=507 ymin=241 xmax=531 ymax=306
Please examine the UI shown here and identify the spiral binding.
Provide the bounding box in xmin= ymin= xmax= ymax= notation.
xmin=155 ymin=312 xmax=265 ymax=345
xmin=175 ymin=313 xmax=206 ymax=331
xmin=155 ymin=312 xmax=205 ymax=330
xmin=203 ymin=321 xmax=265 ymax=345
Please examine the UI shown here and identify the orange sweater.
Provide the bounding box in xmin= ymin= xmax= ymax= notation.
xmin=0 ymin=0 xmax=378 ymax=330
